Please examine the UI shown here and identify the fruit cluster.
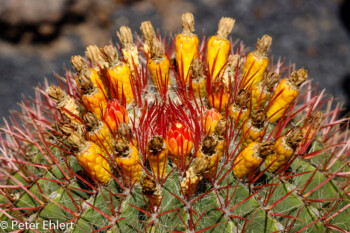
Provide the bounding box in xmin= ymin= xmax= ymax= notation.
xmin=0 ymin=12 xmax=349 ymax=233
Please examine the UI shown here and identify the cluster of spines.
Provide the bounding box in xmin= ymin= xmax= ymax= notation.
xmin=0 ymin=12 xmax=349 ymax=233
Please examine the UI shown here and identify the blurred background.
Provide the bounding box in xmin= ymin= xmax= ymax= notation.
xmin=0 ymin=0 xmax=349 ymax=119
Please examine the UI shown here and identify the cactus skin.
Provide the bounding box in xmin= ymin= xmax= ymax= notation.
xmin=1 ymin=14 xmax=350 ymax=233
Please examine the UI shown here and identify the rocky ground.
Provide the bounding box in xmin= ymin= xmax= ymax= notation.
xmin=0 ymin=0 xmax=349 ymax=119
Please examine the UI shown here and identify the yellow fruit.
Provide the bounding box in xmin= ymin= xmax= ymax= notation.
xmin=114 ymin=139 xmax=142 ymax=187
xmin=148 ymin=38 xmax=171 ymax=92
xmin=191 ymin=58 xmax=207 ymax=98
xmin=116 ymin=122 xmax=138 ymax=147
xmin=175 ymin=12 xmax=199 ymax=83
xmin=83 ymin=112 xmax=113 ymax=156
xmin=242 ymin=35 xmax=272 ymax=89
xmin=301 ymin=111 xmax=323 ymax=146
xmin=117 ymin=26 xmax=140 ymax=73
xmin=181 ymin=156 xmax=210 ymax=196
xmin=146 ymin=136 xmax=168 ymax=179
xmin=101 ymin=45 xmax=134 ymax=104
xmin=208 ymin=78 xmax=230 ymax=112
xmin=267 ymin=68 xmax=307 ymax=123
xmin=222 ymin=54 xmax=241 ymax=87
xmin=250 ymin=72 xmax=279 ymax=111
xmin=240 ymin=110 xmax=267 ymax=148
xmin=192 ymin=78 xmax=206 ymax=97
xmin=233 ymin=141 xmax=274 ymax=179
xmin=196 ymin=136 xmax=220 ymax=178
xmin=229 ymin=89 xmax=250 ymax=126
xmin=265 ymin=129 xmax=303 ymax=173
xmin=141 ymin=176 xmax=162 ymax=207
xmin=108 ymin=62 xmax=134 ymax=104
xmin=77 ymin=72 xmax=108 ymax=120
xmin=68 ymin=133 xmax=111 ymax=184
xmin=207 ymin=17 xmax=235 ymax=79
xmin=213 ymin=118 xmax=228 ymax=156
xmin=229 ymin=107 xmax=250 ymax=126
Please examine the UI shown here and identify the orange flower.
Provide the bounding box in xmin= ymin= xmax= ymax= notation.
xmin=166 ymin=122 xmax=194 ymax=166
xmin=202 ymin=108 xmax=223 ymax=135
xmin=103 ymin=99 xmax=129 ymax=132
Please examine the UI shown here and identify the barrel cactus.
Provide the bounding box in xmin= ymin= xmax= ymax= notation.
xmin=1 ymin=13 xmax=350 ymax=233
